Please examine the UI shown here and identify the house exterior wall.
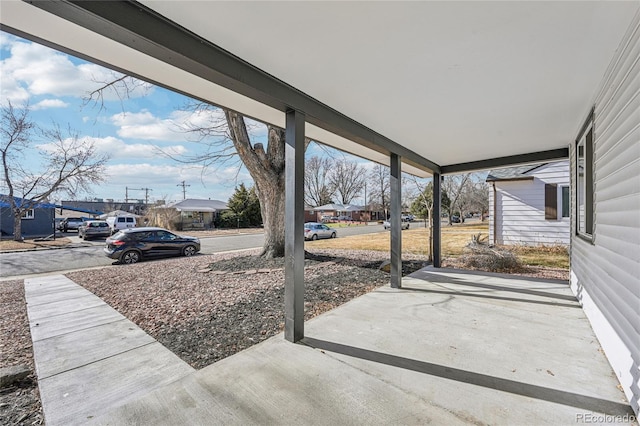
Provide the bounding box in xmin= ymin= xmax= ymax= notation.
xmin=1 ymin=207 xmax=55 ymax=237
xmin=570 ymin=12 xmax=639 ymax=415
xmin=489 ymin=161 xmax=570 ymax=246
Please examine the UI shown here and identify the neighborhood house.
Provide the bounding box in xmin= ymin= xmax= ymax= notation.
xmin=487 ymin=160 xmax=570 ymax=246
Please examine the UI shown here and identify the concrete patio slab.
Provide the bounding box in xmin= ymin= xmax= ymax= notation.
xmin=25 ymin=270 xmax=634 ymax=425
xmin=76 ymin=267 xmax=633 ymax=425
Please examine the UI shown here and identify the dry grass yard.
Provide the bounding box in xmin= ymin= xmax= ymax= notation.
xmin=309 ymin=221 xmax=569 ymax=270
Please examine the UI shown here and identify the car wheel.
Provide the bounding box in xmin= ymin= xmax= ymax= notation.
xmin=183 ymin=245 xmax=197 ymax=257
xmin=331 ymin=232 xmax=336 ymax=238
xmin=120 ymin=250 xmax=140 ymax=264
xmin=311 ymin=234 xmax=318 ymax=241
xmin=78 ymin=233 xmax=83 ymax=239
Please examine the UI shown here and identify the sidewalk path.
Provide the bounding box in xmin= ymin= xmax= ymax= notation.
xmin=25 ymin=275 xmax=194 ymax=425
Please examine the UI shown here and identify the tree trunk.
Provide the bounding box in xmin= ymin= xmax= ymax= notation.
xmin=255 ymin=177 xmax=285 ymax=258
xmin=225 ymin=111 xmax=286 ymax=258
xmin=13 ymin=213 xmax=23 ymax=241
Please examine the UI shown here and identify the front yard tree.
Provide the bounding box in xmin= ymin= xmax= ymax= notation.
xmin=1 ymin=102 xmax=108 ymax=241
xmin=180 ymin=106 xmax=310 ymax=258
xmin=89 ymin=78 xmax=309 ymax=258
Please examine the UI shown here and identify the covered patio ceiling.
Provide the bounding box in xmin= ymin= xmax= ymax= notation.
xmin=1 ymin=1 xmax=637 ymax=176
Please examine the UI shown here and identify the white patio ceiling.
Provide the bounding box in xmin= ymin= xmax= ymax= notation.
xmin=2 ymin=1 xmax=638 ymax=176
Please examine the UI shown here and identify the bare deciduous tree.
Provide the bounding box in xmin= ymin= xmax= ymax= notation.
xmin=442 ymin=173 xmax=471 ymax=224
xmin=305 ymin=156 xmax=335 ymax=207
xmin=369 ymin=164 xmax=390 ymax=219
xmin=1 ymin=102 xmax=109 ymax=240
xmin=328 ymin=159 xmax=366 ymax=205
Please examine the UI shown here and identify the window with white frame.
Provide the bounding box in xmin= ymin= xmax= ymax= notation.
xmin=576 ymin=111 xmax=594 ymax=239
xmin=21 ymin=209 xmax=35 ymax=220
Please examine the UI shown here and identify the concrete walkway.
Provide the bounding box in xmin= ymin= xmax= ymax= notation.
xmin=24 ymin=275 xmax=194 ymax=425
xmin=25 ymin=270 xmax=634 ymax=425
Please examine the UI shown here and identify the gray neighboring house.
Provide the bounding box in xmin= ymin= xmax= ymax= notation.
xmin=170 ymin=199 xmax=229 ymax=229
xmin=0 ymin=195 xmax=55 ymax=238
xmin=487 ymin=160 xmax=570 ymax=246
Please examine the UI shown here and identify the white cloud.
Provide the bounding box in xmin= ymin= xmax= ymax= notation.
xmin=36 ymin=136 xmax=188 ymax=160
xmin=32 ymin=99 xmax=70 ymax=110
xmin=111 ymin=110 xmax=186 ymax=142
xmin=110 ymin=108 xmax=232 ymax=142
xmin=0 ymin=35 xmax=153 ymax=105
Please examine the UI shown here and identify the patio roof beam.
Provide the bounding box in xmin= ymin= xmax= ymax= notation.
xmin=390 ymin=153 xmax=402 ymax=288
xmin=440 ymin=148 xmax=569 ymax=175
xmin=26 ymin=0 xmax=440 ymax=175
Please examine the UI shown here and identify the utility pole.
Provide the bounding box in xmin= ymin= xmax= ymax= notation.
xmin=177 ymin=181 xmax=190 ymax=200
xmin=125 ymin=187 xmax=152 ymax=204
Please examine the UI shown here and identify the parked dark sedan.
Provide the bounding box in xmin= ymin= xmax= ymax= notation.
xmin=104 ymin=227 xmax=200 ymax=264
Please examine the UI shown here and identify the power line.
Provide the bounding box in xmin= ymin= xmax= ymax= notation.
xmin=125 ymin=187 xmax=153 ymax=204
xmin=177 ymin=181 xmax=190 ymax=200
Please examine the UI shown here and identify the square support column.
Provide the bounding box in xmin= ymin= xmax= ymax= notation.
xmin=284 ymin=109 xmax=305 ymax=343
xmin=432 ymin=172 xmax=442 ymax=268
xmin=390 ymin=153 xmax=402 ymax=288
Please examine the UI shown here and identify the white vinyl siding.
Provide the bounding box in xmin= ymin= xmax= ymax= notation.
xmin=490 ymin=161 xmax=570 ymax=246
xmin=570 ymin=11 xmax=640 ymax=415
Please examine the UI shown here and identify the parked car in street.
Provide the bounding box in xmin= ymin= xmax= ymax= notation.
xmin=78 ymin=220 xmax=111 ymax=240
xmin=304 ymin=222 xmax=337 ymax=240
xmin=57 ymin=217 xmax=85 ymax=232
xmin=104 ymin=227 xmax=200 ymax=264
xmin=383 ymin=220 xmax=410 ymax=230
xmin=451 ymin=215 xmax=461 ymax=223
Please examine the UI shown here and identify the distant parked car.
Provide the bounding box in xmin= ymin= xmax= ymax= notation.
xmin=451 ymin=215 xmax=461 ymax=223
xmin=104 ymin=227 xmax=200 ymax=264
xmin=335 ymin=215 xmax=353 ymax=221
xmin=58 ymin=217 xmax=85 ymax=232
xmin=401 ymin=214 xmax=414 ymax=222
xmin=78 ymin=220 xmax=111 ymax=240
xmin=383 ymin=220 xmax=410 ymax=230
xmin=304 ymin=222 xmax=337 ymax=240
xmin=320 ymin=215 xmax=333 ymax=223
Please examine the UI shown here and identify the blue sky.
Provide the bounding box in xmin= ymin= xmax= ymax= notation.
xmin=1 ymin=32 xmax=427 ymax=206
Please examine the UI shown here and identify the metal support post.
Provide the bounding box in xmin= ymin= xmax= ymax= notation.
xmin=390 ymin=153 xmax=402 ymax=288
xmin=284 ymin=109 xmax=305 ymax=342
xmin=432 ymin=172 xmax=442 ymax=267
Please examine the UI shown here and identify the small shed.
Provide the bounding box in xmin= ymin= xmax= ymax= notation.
xmin=486 ymin=160 xmax=570 ymax=246
xmin=0 ymin=195 xmax=56 ymax=238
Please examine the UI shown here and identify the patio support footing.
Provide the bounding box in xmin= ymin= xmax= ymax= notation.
xmin=284 ymin=108 xmax=305 ymax=343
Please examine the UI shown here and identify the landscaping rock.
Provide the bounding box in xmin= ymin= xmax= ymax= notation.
xmin=0 ymin=365 xmax=30 ymax=389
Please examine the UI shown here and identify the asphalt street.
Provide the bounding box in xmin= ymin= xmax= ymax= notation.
xmin=0 ymin=223 xmax=389 ymax=280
